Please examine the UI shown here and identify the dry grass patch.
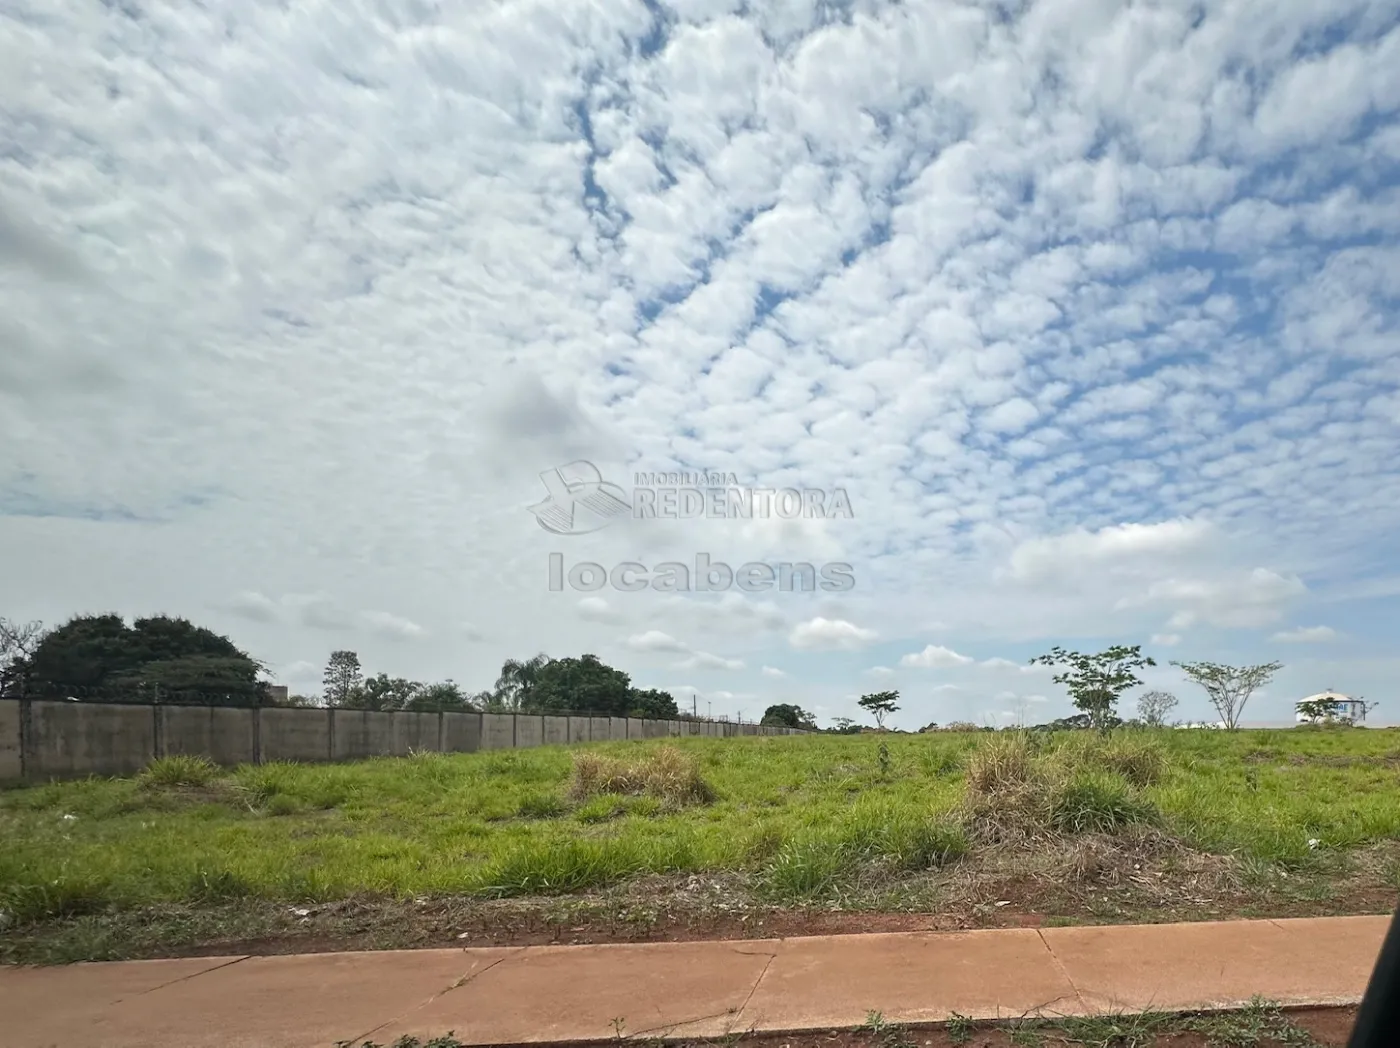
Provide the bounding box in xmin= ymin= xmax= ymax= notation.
xmin=568 ymin=746 xmax=715 ymax=806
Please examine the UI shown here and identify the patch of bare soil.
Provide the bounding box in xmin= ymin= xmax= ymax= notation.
xmin=339 ymin=1007 xmax=1358 ymax=1048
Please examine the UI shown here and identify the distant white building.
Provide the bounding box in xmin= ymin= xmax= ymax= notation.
xmin=1295 ymin=691 xmax=1371 ymax=724
xmin=1174 ymin=720 xmax=1226 ymax=729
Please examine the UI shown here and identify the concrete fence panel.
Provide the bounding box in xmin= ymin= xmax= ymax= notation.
xmin=443 ymin=711 xmax=482 ymax=753
xmin=608 ymin=717 xmax=628 ymax=741
xmin=567 ymin=716 xmax=589 ymax=743
xmin=515 ymin=715 xmax=544 ymax=749
xmin=626 ymin=717 xmax=643 ymax=740
xmin=481 ymin=713 xmax=515 ymax=750
xmin=163 ymin=706 xmax=257 ymax=766
xmin=543 ymin=716 xmax=569 ymax=745
xmin=27 ymin=700 xmax=155 ymax=778
xmin=394 ymin=712 xmax=440 ymax=754
xmin=590 ymin=716 xmax=611 ymax=741
xmin=261 ymin=707 xmax=331 ymax=763
xmin=333 ymin=710 xmax=394 ymax=760
xmin=0 ymin=701 xmax=20 ymax=781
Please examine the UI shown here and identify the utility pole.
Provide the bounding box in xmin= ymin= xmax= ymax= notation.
xmin=692 ymin=694 xmax=697 ymax=718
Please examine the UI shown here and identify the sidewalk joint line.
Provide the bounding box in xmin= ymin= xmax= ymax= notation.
xmin=348 ymin=948 xmax=523 ymax=1045
xmin=1035 ymin=929 xmax=1091 ymax=1013
xmin=128 ymin=954 xmax=250 ymax=1001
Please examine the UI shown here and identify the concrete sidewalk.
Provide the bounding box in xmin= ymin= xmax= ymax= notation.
xmin=2 ymin=915 xmax=1388 ymax=1048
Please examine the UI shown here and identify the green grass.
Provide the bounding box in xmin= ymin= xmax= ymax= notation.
xmin=4 ymin=727 xmax=1400 ymax=929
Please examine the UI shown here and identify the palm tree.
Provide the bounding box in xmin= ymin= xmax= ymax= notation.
xmin=492 ymin=653 xmax=549 ymax=710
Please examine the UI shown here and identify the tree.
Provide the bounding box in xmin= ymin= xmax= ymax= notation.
xmin=493 ymin=653 xmax=550 ymax=710
xmin=322 ymin=651 xmax=363 ymax=708
xmin=629 ymin=687 xmax=680 ymax=718
xmin=1030 ymin=645 xmax=1156 ymax=731
xmin=1137 ymin=690 xmax=1178 ymax=727
xmin=760 ymin=703 xmax=816 ymax=729
xmin=830 ymin=716 xmax=860 ymax=734
xmin=0 ymin=617 xmax=46 ymax=696
xmin=1172 ymin=660 xmax=1282 ymax=731
xmin=524 ymin=654 xmax=633 ymax=714
xmin=349 ymin=672 xmax=421 ymax=711
xmin=23 ymin=614 xmax=264 ymax=702
xmin=857 ymin=690 xmax=900 ymax=729
xmin=406 ymin=680 xmax=478 ymax=712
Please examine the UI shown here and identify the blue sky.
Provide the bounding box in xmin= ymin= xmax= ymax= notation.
xmin=2 ymin=0 xmax=1399 ymax=728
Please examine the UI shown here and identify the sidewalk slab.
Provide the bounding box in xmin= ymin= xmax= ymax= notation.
xmin=1039 ymin=916 xmax=1389 ymax=1013
xmin=735 ymin=929 xmax=1085 ymax=1032
xmin=0 ymin=915 xmax=1388 ymax=1048
xmin=0 ymin=956 xmax=248 ymax=1048
xmin=375 ymin=939 xmax=780 ymax=1045
xmin=2 ymin=948 xmax=514 ymax=1048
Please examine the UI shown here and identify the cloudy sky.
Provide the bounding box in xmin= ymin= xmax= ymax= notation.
xmin=3 ymin=0 xmax=1399 ymax=729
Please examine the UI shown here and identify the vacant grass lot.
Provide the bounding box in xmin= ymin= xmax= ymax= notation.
xmin=4 ymin=726 xmax=1400 ymax=963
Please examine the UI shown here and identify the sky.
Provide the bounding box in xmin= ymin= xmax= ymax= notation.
xmin=2 ymin=0 xmax=1399 ymax=730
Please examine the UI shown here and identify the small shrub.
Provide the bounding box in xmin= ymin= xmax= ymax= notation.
xmin=567 ymin=746 xmax=714 ymax=806
xmin=762 ymin=836 xmax=850 ymax=899
xmin=574 ymin=795 xmax=626 ymax=823
xmin=965 ymin=733 xmax=1037 ymax=793
xmin=1049 ymin=772 xmax=1158 ymax=834
xmin=882 ymin=817 xmax=969 ymax=870
xmin=476 ymin=838 xmax=639 ymax=896
xmin=138 ymin=755 xmax=219 ymax=788
xmin=517 ymin=792 xmax=566 ymax=819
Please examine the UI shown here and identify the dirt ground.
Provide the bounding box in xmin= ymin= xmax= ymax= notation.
xmin=339 ymin=1007 xmax=1358 ymax=1048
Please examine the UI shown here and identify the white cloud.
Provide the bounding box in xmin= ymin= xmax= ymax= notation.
xmin=676 ymin=651 xmax=745 ymax=671
xmin=1151 ymin=633 xmax=1182 ymax=647
xmin=866 ymin=665 xmax=896 ymax=677
xmin=789 ymin=617 xmax=877 ymax=651
xmin=626 ymin=630 xmax=690 ymax=653
xmin=900 ymin=644 xmax=975 ymax=669
xmin=761 ymin=665 xmax=786 ymax=678
xmin=577 ymin=597 xmax=622 ymax=624
xmin=1272 ymin=625 xmax=1338 ymax=643
xmin=360 ymin=611 xmax=425 ymax=640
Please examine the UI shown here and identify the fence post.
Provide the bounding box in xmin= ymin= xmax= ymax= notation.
xmin=327 ymin=706 xmax=336 ymax=763
xmin=253 ymin=693 xmax=263 ymax=765
xmin=18 ymin=694 xmax=32 ymax=781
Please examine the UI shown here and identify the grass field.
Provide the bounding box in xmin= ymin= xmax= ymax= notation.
xmin=4 ymin=726 xmax=1400 ymax=963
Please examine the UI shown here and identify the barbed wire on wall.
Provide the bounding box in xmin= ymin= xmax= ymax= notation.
xmin=0 ymin=682 xmax=781 ymax=727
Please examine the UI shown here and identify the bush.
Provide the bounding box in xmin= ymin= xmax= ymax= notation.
xmin=1049 ymin=772 xmax=1158 ymax=834
xmin=965 ymin=733 xmax=1037 ymax=793
xmin=517 ymin=792 xmax=566 ymax=819
xmin=568 ymin=746 xmax=714 ymax=806
xmin=137 ymin=754 xmax=220 ymax=788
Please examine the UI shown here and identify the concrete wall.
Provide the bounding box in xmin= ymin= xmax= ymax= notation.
xmin=481 ymin=713 xmax=515 ymax=750
xmin=0 ymin=701 xmax=19 ymax=781
xmin=515 ymin=714 xmax=544 ymax=749
xmin=161 ymin=705 xmax=257 ymax=766
xmin=261 ymin=707 xmax=331 ymax=763
xmin=444 ymin=711 xmax=481 ymax=753
xmin=26 ymin=700 xmax=155 ymax=779
xmin=0 ymin=699 xmax=809 ymax=782
xmin=543 ymin=716 xmax=569 ymax=745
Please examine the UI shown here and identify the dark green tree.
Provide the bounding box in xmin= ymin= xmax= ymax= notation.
xmin=348 ymin=672 xmax=421 ymax=711
xmin=629 ymin=687 xmax=680 ymax=718
xmin=525 ymin=654 xmax=632 ymax=714
xmin=760 ymin=703 xmax=816 ymax=729
xmin=406 ymin=680 xmax=479 ymax=712
xmin=24 ymin=614 xmax=263 ymax=702
xmin=492 ymin=653 xmax=549 ymax=710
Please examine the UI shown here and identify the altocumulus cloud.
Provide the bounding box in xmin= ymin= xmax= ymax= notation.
xmin=2 ymin=0 xmax=1400 ymax=729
